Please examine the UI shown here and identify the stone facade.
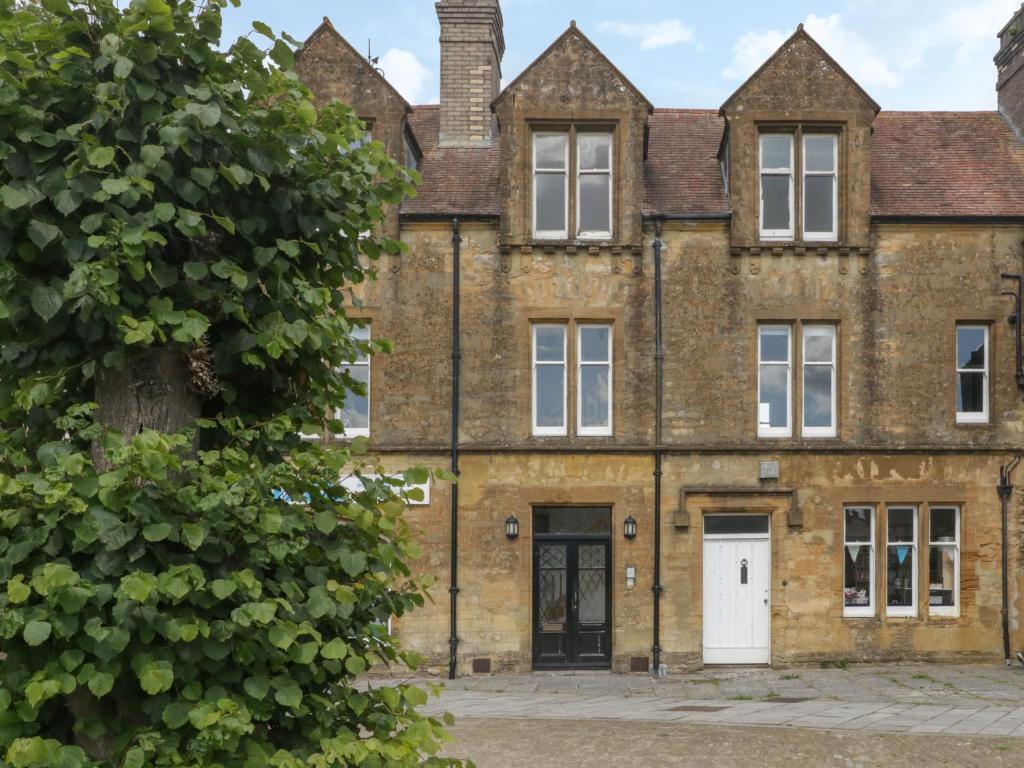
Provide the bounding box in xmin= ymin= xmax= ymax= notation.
xmin=296 ymin=2 xmax=1024 ymax=674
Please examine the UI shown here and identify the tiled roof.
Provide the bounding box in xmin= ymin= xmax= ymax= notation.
xmin=643 ymin=109 xmax=728 ymax=216
xmin=403 ymin=104 xmax=1024 ymax=219
xmin=870 ymin=111 xmax=1024 ymax=218
xmin=402 ymin=105 xmax=501 ymax=217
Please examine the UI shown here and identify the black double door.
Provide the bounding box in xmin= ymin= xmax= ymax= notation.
xmin=532 ymin=538 xmax=612 ymax=669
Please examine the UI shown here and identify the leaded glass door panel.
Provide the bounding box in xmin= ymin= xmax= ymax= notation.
xmin=532 ymin=533 xmax=611 ymax=669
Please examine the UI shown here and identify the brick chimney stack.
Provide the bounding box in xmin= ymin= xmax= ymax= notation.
xmin=435 ymin=0 xmax=505 ymax=147
xmin=996 ymin=3 xmax=1024 ymax=135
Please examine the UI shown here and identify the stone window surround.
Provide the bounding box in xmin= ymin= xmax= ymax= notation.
xmin=757 ymin=123 xmax=844 ymax=245
xmin=756 ymin=319 xmax=840 ymax=441
xmin=842 ymin=500 xmax=966 ymax=620
xmin=955 ymin=322 xmax=991 ymax=425
xmin=529 ymin=122 xmax=618 ymax=244
xmin=529 ymin=314 xmax=618 ymax=440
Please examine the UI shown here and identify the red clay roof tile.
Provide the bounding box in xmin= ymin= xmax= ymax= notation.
xmin=402 ymin=104 xmax=1024 ymax=219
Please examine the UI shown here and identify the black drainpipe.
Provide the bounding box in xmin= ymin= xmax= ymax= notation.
xmin=652 ymin=219 xmax=664 ymax=676
xmin=997 ymin=456 xmax=1020 ymax=666
xmin=448 ymin=217 xmax=462 ymax=680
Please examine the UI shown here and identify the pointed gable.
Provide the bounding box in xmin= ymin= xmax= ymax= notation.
xmin=720 ymin=25 xmax=879 ymax=117
xmin=495 ymin=22 xmax=653 ymax=113
xmin=296 ymin=17 xmax=411 ymax=114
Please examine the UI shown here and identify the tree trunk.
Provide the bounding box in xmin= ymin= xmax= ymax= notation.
xmin=75 ymin=346 xmax=201 ymax=761
xmin=91 ymin=346 xmax=202 ymax=471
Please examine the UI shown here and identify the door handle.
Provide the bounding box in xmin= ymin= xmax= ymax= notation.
xmin=572 ymin=591 xmax=579 ymax=613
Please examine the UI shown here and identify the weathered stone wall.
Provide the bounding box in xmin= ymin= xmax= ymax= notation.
xmin=355 ymin=219 xmax=1024 ymax=674
xmin=387 ymin=451 xmax=1023 ymax=673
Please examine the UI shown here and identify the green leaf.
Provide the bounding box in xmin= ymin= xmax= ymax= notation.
xmin=87 ymin=671 xmax=114 ymax=698
xmin=212 ymin=214 xmax=235 ymax=235
xmin=140 ymin=144 xmax=165 ymax=166
xmin=29 ymin=285 xmax=63 ymax=321
xmin=87 ymin=146 xmax=116 ymax=168
xmin=28 ymin=220 xmax=60 ymax=250
xmin=252 ymin=20 xmax=274 ymax=39
xmin=273 ymin=677 xmax=302 ymax=708
xmin=320 ymin=638 xmax=348 ymax=660
xmin=269 ymin=39 xmax=295 ymax=70
xmin=186 ymin=101 xmax=221 ymax=128
xmin=268 ymin=624 xmax=296 ymax=650
xmin=162 ymin=702 xmax=190 ymax=729
xmin=183 ymin=262 xmax=208 ymax=280
xmin=143 ymin=522 xmax=172 ymax=542
xmin=138 ymin=660 xmax=174 ymax=694
xmin=244 ymin=676 xmax=270 ymax=700
xmin=101 ymin=178 xmax=132 ymax=196
xmin=113 ymin=56 xmax=134 ymax=79
xmin=314 ymin=510 xmax=337 ymax=534
xmin=210 ymin=579 xmax=236 ymax=599
xmin=345 ymin=655 xmax=366 ymax=674
xmin=181 ymin=523 xmax=205 ymax=550
xmin=0 ymin=185 xmax=31 ymax=209
xmin=123 ymin=747 xmax=145 ymax=768
xmin=23 ymin=620 xmax=52 ymax=646
xmin=153 ymin=202 xmax=175 ymax=222
xmin=296 ymin=99 xmax=316 ymax=126
xmin=53 ymin=189 xmax=82 ymax=215
xmin=7 ymin=576 xmax=30 ymax=604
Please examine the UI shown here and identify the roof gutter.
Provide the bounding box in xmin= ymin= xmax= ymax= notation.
xmin=401 ymin=213 xmax=499 ymax=223
xmin=643 ymin=212 xmax=732 ymax=222
xmin=872 ymin=215 xmax=1024 ymax=225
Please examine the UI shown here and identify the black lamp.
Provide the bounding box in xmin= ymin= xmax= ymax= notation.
xmin=505 ymin=515 xmax=519 ymax=540
xmin=623 ymin=515 xmax=637 ymax=540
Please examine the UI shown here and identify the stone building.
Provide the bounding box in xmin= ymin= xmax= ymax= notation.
xmin=294 ymin=1 xmax=1024 ymax=673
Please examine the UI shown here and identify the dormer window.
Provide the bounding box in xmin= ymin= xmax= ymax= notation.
xmin=533 ymin=128 xmax=613 ymax=241
xmin=759 ymin=129 xmax=839 ymax=242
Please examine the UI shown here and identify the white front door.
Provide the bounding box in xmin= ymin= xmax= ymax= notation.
xmin=702 ymin=515 xmax=771 ymax=664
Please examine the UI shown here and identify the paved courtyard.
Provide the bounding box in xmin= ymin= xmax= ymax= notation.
xmin=405 ymin=663 xmax=1024 ymax=736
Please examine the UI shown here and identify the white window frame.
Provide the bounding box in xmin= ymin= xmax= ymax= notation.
xmin=335 ymin=324 xmax=371 ymax=438
xmin=885 ymin=506 xmax=918 ymax=618
xmin=955 ymin=324 xmax=989 ymax=424
xmin=757 ymin=324 xmax=792 ymax=438
xmin=802 ymin=133 xmax=838 ymax=241
xmin=759 ymin=134 xmax=794 ymax=241
xmin=928 ymin=505 xmax=960 ymax=617
xmin=576 ymin=324 xmax=613 ymax=436
xmin=843 ymin=505 xmax=876 ymax=618
xmin=532 ymin=324 xmax=567 ymax=436
xmin=532 ymin=132 xmax=569 ymax=240
xmin=802 ymin=324 xmax=837 ymax=438
xmin=576 ymin=133 xmax=613 ymax=240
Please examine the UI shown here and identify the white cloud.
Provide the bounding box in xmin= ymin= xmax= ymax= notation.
xmin=721 ymin=13 xmax=899 ymax=90
xmin=378 ymin=48 xmax=431 ymax=104
xmin=598 ymin=19 xmax=695 ymax=50
xmin=721 ymin=29 xmax=788 ymax=81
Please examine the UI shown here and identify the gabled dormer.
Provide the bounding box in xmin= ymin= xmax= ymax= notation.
xmin=720 ymin=25 xmax=879 ymax=251
xmin=493 ymin=22 xmax=653 ymax=249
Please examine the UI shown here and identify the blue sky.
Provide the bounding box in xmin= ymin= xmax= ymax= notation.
xmin=222 ymin=0 xmax=1021 ymax=110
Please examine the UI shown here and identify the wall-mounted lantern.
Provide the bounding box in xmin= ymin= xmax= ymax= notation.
xmin=504 ymin=515 xmax=519 ymax=540
xmin=623 ymin=515 xmax=637 ymax=540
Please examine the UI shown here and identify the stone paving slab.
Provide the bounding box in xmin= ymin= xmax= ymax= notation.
xmin=388 ymin=662 xmax=1024 ymax=737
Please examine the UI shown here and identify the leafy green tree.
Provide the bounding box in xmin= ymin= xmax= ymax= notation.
xmin=0 ymin=1 xmax=461 ymax=765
